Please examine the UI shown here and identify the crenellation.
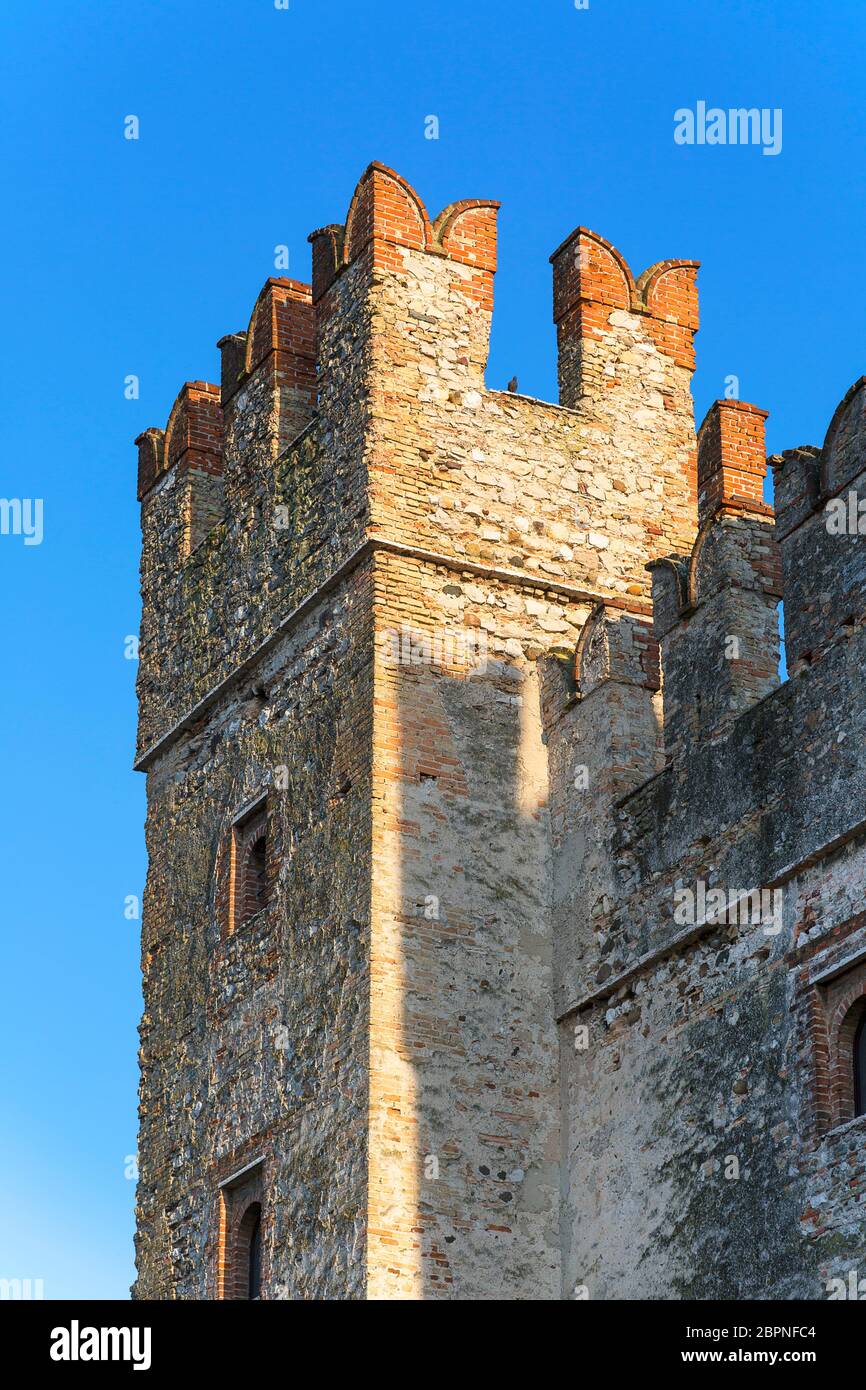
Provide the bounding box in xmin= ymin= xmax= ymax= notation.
xmin=770 ymin=444 xmax=821 ymax=540
xmin=770 ymin=380 xmax=866 ymax=677
xmin=649 ymin=508 xmax=782 ymax=757
xmin=217 ymin=332 xmax=247 ymax=407
xmin=697 ymin=398 xmax=772 ymax=522
xmin=135 ymin=425 xmax=166 ymax=502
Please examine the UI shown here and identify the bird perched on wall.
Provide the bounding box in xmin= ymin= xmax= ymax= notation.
xmin=506 ymin=376 xmax=518 ymax=393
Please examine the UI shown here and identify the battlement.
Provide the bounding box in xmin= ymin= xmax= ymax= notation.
xmin=137 ymin=281 xmax=315 ymax=507
xmin=136 ymin=380 xmax=222 ymax=502
xmin=649 ymin=508 xmax=782 ymax=755
xmin=550 ymin=225 xmax=700 ymax=404
xmin=308 ymin=161 xmax=499 ymax=309
xmin=772 ymin=376 xmax=866 ymax=532
xmin=218 ymin=276 xmax=315 ymax=410
xmin=134 ymin=164 xmax=701 ymax=758
xmin=136 ymin=167 xmax=866 ymax=755
xmin=636 ymin=379 xmax=866 ymax=744
xmin=697 ymin=398 xmax=772 ymax=522
xmin=636 ymin=396 xmax=780 ymax=757
xmin=136 ymin=161 xmax=697 ymax=511
xmin=770 ymin=377 xmax=866 ymax=674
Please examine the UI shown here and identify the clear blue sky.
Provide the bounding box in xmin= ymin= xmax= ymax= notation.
xmin=1 ymin=0 xmax=863 ymax=1299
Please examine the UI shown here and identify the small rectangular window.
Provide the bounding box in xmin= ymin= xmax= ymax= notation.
xmin=227 ymin=796 xmax=270 ymax=935
xmin=800 ymin=946 xmax=866 ymax=1137
xmin=217 ymin=1159 xmax=265 ymax=1300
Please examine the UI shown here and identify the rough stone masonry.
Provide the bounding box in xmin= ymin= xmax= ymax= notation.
xmin=133 ymin=162 xmax=866 ymax=1300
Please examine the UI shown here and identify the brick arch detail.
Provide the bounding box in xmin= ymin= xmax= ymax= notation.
xmin=830 ymin=990 xmax=866 ymax=1124
xmin=222 ymin=796 xmax=270 ymax=938
xmin=219 ymin=1195 xmax=264 ymax=1300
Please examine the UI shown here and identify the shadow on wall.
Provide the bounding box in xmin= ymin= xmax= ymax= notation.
xmin=371 ymin=629 xmax=561 ymax=1300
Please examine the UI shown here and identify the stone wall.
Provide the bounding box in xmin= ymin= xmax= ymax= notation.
xmin=135 ymin=572 xmax=373 ymax=1299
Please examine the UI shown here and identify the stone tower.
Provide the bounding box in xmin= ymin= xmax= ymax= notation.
xmin=134 ymin=164 xmax=866 ymax=1300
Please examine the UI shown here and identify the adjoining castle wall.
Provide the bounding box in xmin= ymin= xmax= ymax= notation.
xmin=549 ymin=388 xmax=866 ymax=1298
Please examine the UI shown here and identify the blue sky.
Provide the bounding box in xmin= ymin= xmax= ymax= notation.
xmin=0 ymin=0 xmax=863 ymax=1299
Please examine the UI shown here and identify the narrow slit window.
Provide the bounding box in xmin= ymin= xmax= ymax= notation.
xmin=245 ymin=835 xmax=268 ymax=918
xmin=247 ymin=1206 xmax=262 ymax=1300
xmin=855 ymin=1013 xmax=866 ymax=1119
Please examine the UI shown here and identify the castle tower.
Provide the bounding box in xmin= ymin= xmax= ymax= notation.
xmin=133 ymin=164 xmax=704 ymax=1300
xmin=135 ymin=165 xmax=866 ymax=1303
